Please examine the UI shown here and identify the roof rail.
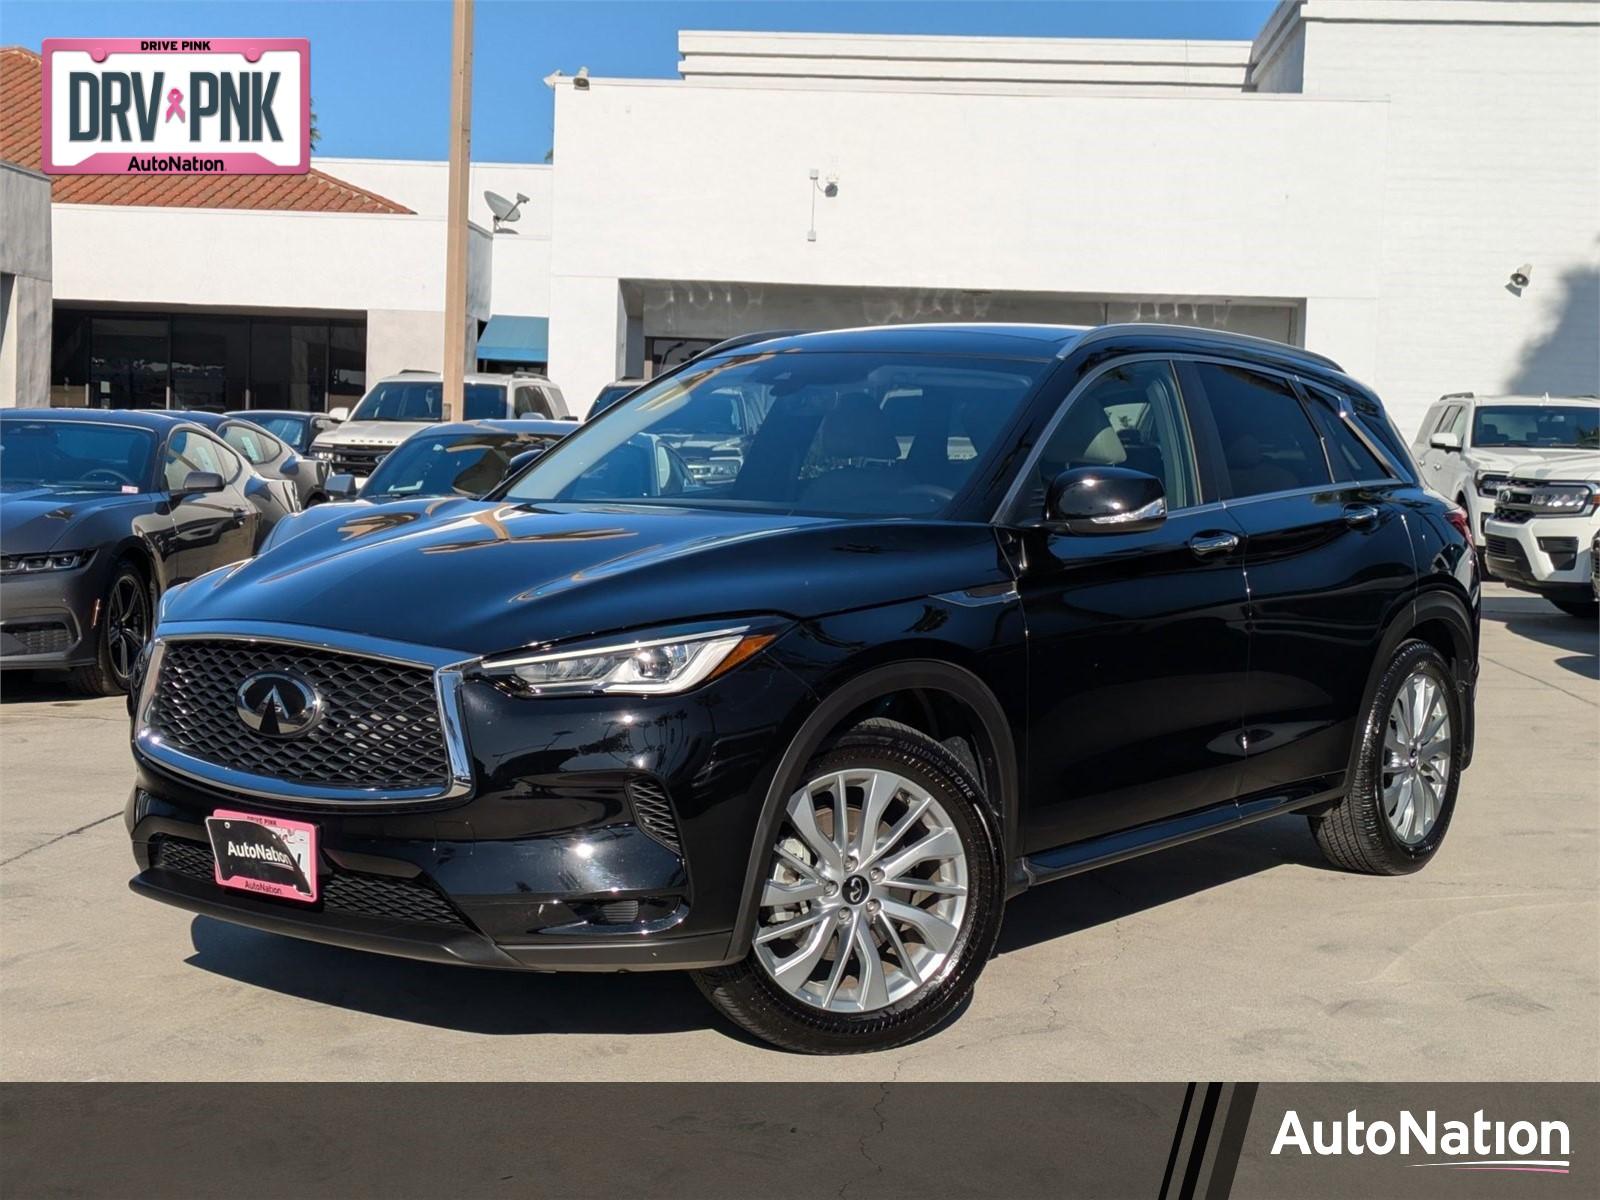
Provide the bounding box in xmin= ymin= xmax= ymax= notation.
xmin=1437 ymin=391 xmax=1474 ymax=401
xmin=1071 ymin=323 xmax=1342 ymax=370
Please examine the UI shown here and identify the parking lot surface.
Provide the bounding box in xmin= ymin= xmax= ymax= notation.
xmin=1 ymin=584 xmax=1594 ymax=1082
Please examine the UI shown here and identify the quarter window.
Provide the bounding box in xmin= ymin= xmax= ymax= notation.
xmin=1303 ymin=385 xmax=1393 ymax=482
xmin=1193 ymin=363 xmax=1330 ymax=498
xmin=1032 ymin=360 xmax=1198 ymax=511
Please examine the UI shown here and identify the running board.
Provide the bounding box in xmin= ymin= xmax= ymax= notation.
xmin=1018 ymin=776 xmax=1342 ymax=889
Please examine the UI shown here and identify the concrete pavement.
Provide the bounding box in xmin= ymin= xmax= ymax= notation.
xmin=2 ymin=584 xmax=1594 ymax=1081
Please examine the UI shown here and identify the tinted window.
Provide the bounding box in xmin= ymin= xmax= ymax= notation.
xmin=252 ymin=415 xmax=309 ymax=449
xmin=513 ymin=387 xmax=550 ymax=418
xmin=0 ymin=420 xmax=156 ymax=490
xmin=592 ymin=384 xmax=637 ymax=414
xmin=162 ymin=429 xmax=227 ymax=489
xmin=362 ymin=433 xmax=546 ymax=500
xmin=1470 ymin=405 xmax=1598 ymax=450
xmin=1195 ymin=363 xmax=1330 ymax=498
xmin=221 ymin=423 xmax=279 ymax=465
xmin=1304 ymin=385 xmax=1393 ymax=482
xmin=505 ymin=352 xmax=1048 ymax=517
xmin=350 ymin=381 xmax=507 ymax=423
xmin=1031 ymin=360 xmax=1198 ymax=511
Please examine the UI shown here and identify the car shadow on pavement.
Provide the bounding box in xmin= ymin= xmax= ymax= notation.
xmin=183 ymin=916 xmax=739 ymax=1040
xmin=996 ymin=813 xmax=1329 ymax=956
xmin=0 ymin=674 xmax=99 ymax=705
xmin=1478 ymin=594 xmax=1597 ymax=679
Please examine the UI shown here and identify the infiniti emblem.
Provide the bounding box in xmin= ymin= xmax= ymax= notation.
xmin=236 ymin=671 xmax=323 ymax=739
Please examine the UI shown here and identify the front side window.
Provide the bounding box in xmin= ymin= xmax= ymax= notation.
xmin=502 ymin=352 xmax=1050 ymax=517
xmin=0 ymin=421 xmax=156 ymax=491
xmin=1470 ymin=405 xmax=1599 ymax=450
xmin=349 ymin=381 xmax=507 ymax=423
xmin=1195 ymin=363 xmax=1330 ymax=498
xmin=221 ymin=423 xmax=279 ymax=465
xmin=162 ymin=429 xmax=226 ymax=489
xmin=1028 ymin=360 xmax=1198 ymax=512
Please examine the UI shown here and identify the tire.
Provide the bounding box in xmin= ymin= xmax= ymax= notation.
xmin=1552 ymin=599 xmax=1598 ymax=621
xmin=69 ymin=560 xmax=153 ymax=696
xmin=1309 ymin=639 xmax=1462 ymax=875
xmin=692 ymin=718 xmax=1005 ymax=1054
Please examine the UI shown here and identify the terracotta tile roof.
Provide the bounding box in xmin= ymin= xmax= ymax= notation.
xmin=0 ymin=46 xmax=411 ymax=213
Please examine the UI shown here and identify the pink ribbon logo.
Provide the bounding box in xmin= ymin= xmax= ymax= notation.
xmin=164 ymin=88 xmax=185 ymax=123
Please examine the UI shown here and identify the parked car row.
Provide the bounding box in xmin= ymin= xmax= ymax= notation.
xmin=116 ymin=322 xmax=1486 ymax=1054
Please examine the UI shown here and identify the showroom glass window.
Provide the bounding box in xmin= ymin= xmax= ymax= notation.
xmin=1028 ymin=360 xmax=1199 ymax=513
xmin=504 ymin=352 xmax=1050 ymax=517
xmin=1192 ymin=363 xmax=1331 ymax=497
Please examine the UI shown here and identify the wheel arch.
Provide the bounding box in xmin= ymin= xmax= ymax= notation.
xmin=727 ymin=657 xmax=1018 ymax=957
xmin=1355 ymin=584 xmax=1478 ymax=774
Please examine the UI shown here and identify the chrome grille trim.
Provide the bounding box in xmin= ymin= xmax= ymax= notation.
xmin=134 ymin=621 xmax=475 ymax=806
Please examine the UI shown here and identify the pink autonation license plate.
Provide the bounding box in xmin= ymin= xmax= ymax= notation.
xmin=206 ymin=810 xmax=318 ymax=903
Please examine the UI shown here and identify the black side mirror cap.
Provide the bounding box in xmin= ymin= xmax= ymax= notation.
xmin=1044 ymin=466 xmax=1167 ymax=535
xmin=324 ymin=474 xmax=359 ymax=499
xmin=176 ymin=471 xmax=225 ymax=495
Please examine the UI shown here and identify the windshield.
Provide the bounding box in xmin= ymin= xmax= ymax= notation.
xmin=592 ymin=384 xmax=638 ymax=414
xmin=363 ymin=432 xmax=554 ymax=500
xmin=351 ymin=381 xmax=507 ymax=423
xmin=250 ymin=415 xmax=308 ymax=450
xmin=502 ymin=351 xmax=1049 ymax=517
xmin=1472 ymin=405 xmax=1599 ymax=450
xmin=0 ymin=421 xmax=157 ymax=491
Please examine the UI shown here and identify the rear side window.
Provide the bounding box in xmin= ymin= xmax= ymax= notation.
xmin=514 ymin=387 xmax=551 ymax=418
xmin=1303 ymin=385 xmax=1393 ymax=482
xmin=1193 ymin=363 xmax=1330 ymax=498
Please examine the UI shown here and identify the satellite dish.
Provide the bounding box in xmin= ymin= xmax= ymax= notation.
xmin=484 ymin=190 xmax=530 ymax=232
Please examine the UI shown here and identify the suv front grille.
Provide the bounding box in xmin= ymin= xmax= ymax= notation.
xmin=146 ymin=639 xmax=451 ymax=793
xmin=328 ymin=446 xmax=389 ymax=475
xmin=149 ymin=835 xmax=469 ymax=927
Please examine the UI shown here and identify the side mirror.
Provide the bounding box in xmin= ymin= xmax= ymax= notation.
xmin=1044 ymin=467 xmax=1167 ymax=534
xmin=327 ymin=406 xmax=351 ymax=422
xmin=176 ymin=470 xmax=225 ymax=495
xmin=279 ymin=456 xmax=301 ymax=477
xmin=504 ymin=448 xmax=545 ymax=477
xmin=1429 ymin=431 xmax=1461 ymax=451
xmin=324 ymin=474 xmax=359 ymax=500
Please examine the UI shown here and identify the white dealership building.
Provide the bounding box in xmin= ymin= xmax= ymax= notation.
xmin=2 ymin=0 xmax=1596 ymax=435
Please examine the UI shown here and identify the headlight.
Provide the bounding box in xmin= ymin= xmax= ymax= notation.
xmin=480 ymin=625 xmax=777 ymax=696
xmin=0 ymin=550 xmax=92 ymax=574
xmin=1509 ymin=482 xmax=1600 ymax=514
xmin=311 ymin=448 xmax=336 ymax=461
xmin=1475 ymin=471 xmax=1510 ymax=498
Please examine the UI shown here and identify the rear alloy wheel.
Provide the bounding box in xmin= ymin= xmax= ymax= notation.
xmin=71 ymin=562 xmax=152 ymax=696
xmin=693 ymin=719 xmax=1003 ymax=1053
xmin=1310 ymin=639 xmax=1462 ymax=874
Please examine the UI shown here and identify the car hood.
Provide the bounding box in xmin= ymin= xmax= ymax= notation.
xmin=163 ymin=500 xmax=1010 ymax=657
xmin=0 ymin=485 xmax=151 ymax=555
xmin=1471 ymin=446 xmax=1597 ymax=473
xmin=1504 ymin=453 xmax=1600 ymax=483
xmin=313 ymin=420 xmax=430 ymax=449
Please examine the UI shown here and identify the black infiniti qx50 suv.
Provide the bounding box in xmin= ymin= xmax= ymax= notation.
xmin=127 ymin=323 xmax=1478 ymax=1054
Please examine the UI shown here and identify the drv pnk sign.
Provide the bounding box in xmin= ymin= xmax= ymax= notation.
xmin=41 ymin=39 xmax=309 ymax=175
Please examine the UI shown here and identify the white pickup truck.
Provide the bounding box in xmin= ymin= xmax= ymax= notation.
xmin=1483 ymin=454 xmax=1600 ymax=619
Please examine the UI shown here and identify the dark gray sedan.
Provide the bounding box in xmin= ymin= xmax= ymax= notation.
xmin=173 ymin=411 xmax=336 ymax=510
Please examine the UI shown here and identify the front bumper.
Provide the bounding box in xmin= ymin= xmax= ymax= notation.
xmin=1483 ymin=513 xmax=1598 ymax=601
xmin=0 ymin=562 xmax=104 ymax=669
xmin=127 ymin=650 xmax=817 ymax=971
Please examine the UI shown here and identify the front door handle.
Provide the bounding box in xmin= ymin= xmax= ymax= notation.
xmin=1343 ymin=503 xmax=1380 ymax=528
xmin=1189 ymin=531 xmax=1240 ymax=558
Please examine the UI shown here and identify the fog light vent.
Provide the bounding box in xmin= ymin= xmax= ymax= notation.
xmin=596 ymin=900 xmax=641 ymax=925
xmin=627 ymin=776 xmax=682 ymax=853
xmin=1538 ymin=537 xmax=1579 ymax=572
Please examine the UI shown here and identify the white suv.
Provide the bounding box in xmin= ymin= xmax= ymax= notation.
xmin=1411 ymin=393 xmax=1600 ymax=549
xmin=1483 ymin=455 xmax=1600 ymax=619
xmin=311 ymin=372 xmax=574 ymax=477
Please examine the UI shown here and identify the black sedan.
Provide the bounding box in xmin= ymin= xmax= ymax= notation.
xmin=0 ymin=409 xmax=281 ymax=694
xmin=174 ymin=411 xmax=335 ymax=510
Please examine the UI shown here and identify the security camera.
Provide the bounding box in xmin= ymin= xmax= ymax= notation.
xmin=1510 ymin=263 xmax=1532 ymax=289
xmin=822 ymin=181 xmax=838 ymax=198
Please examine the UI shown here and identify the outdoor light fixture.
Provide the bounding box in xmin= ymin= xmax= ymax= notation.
xmin=573 ymin=66 xmax=590 ymax=90
xmin=806 ymin=167 xmax=839 ymax=242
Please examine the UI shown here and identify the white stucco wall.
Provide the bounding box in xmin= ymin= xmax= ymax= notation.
xmin=0 ymin=161 xmax=53 ymax=407
xmin=317 ymin=158 xmax=553 ymax=324
xmin=547 ymin=79 xmax=1387 ymax=408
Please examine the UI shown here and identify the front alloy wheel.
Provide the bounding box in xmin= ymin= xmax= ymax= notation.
xmin=693 ymin=719 xmax=1003 ymax=1054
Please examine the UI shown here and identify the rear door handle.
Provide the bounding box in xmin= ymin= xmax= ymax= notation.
xmin=1344 ymin=504 xmax=1380 ymax=528
xmin=1188 ymin=531 xmax=1240 ymax=558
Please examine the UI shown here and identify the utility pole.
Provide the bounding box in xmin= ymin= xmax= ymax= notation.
xmin=441 ymin=0 xmax=474 ymax=421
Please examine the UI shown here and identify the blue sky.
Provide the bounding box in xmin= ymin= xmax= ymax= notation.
xmin=4 ymin=1 xmax=1278 ymax=161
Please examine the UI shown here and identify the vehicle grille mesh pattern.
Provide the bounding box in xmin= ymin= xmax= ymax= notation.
xmin=147 ymin=639 xmax=450 ymax=792
xmin=149 ymin=835 xmax=469 ymax=927
xmin=627 ymin=776 xmax=682 ymax=853
xmin=3 ymin=621 xmax=73 ymax=655
xmin=329 ymin=448 xmax=389 ymax=476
